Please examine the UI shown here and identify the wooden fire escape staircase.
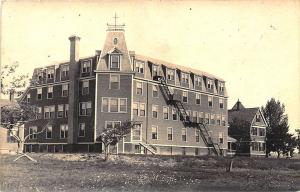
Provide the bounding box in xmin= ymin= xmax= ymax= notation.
xmin=154 ymin=75 xmax=223 ymax=156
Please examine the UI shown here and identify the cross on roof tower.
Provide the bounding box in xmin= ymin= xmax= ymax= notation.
xmin=107 ymin=13 xmax=125 ymax=31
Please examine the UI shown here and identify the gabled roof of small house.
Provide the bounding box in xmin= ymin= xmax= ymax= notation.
xmin=228 ymin=100 xmax=261 ymax=124
xmin=228 ymin=107 xmax=259 ymax=124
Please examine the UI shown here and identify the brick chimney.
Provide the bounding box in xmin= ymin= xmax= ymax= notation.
xmin=68 ymin=35 xmax=80 ymax=145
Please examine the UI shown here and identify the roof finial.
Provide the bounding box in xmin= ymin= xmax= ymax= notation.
xmin=107 ymin=13 xmax=125 ymax=31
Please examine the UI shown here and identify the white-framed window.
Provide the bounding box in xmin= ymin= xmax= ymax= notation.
xmin=210 ymin=114 xmax=215 ymax=125
xmin=27 ymin=93 xmax=30 ymax=103
xmin=79 ymin=123 xmax=85 ymax=137
xmin=182 ymin=91 xmax=188 ymax=103
xmin=82 ymin=80 xmax=89 ymax=95
xmin=61 ymin=65 xmax=69 ymax=78
xmin=198 ymin=112 xmax=204 ymax=123
xmin=152 ymin=65 xmax=158 ymax=78
xmin=181 ymin=128 xmax=187 ymax=142
xmin=207 ymin=79 xmax=214 ymax=90
xmin=46 ymin=125 xmax=52 ymax=139
xmin=181 ymin=73 xmax=189 ymax=84
xmin=219 ymin=98 xmax=224 ymax=109
xmin=259 ymin=128 xmax=266 ymax=136
xmin=37 ymin=88 xmax=42 ymax=100
xmin=256 ymin=114 xmax=262 ymax=122
xmin=208 ymin=96 xmax=213 ymax=107
xmin=47 ymin=86 xmax=53 ymax=99
xmin=36 ymin=107 xmax=42 ymax=119
xmin=167 ymin=69 xmax=175 ymax=81
xmin=152 ymin=105 xmax=158 ymax=118
xmin=135 ymin=60 xmax=144 ymax=74
xmin=195 ymin=129 xmax=200 ymax=142
xmin=195 ymin=76 xmax=202 ymax=87
xmin=110 ymin=74 xmax=120 ymax=89
xmin=110 ymin=98 xmax=118 ymax=113
xmin=186 ymin=110 xmax=191 ymax=121
xmin=152 ymin=85 xmax=159 ymax=98
xmin=47 ymin=68 xmax=54 ymax=79
xmin=79 ymin=101 xmax=92 ymax=116
xmin=110 ymin=54 xmax=121 ymax=70
xmin=37 ymin=69 xmax=43 ymax=81
xmin=65 ymin=104 xmax=69 ymax=117
xmin=151 ymin=125 xmax=158 ymax=140
xmin=195 ymin=148 xmax=199 ymax=156
xmin=167 ymin=127 xmax=173 ymax=141
xmin=133 ymin=103 xmax=138 ymax=116
xmin=44 ymin=106 xmax=55 ymax=119
xmin=57 ymin=105 xmax=64 ymax=118
xmin=101 ymin=98 xmax=127 ymax=113
xmin=172 ymin=108 xmax=177 ymax=121
xmin=140 ymin=103 xmax=145 ymax=116
xmin=29 ymin=126 xmax=37 ymax=139
xmin=219 ymin=132 xmax=224 ymax=144
xmin=81 ymin=60 xmax=91 ymax=73
xmin=132 ymin=102 xmax=146 ymax=117
xmin=136 ymin=81 xmax=143 ymax=95
xmin=120 ymin=99 xmax=127 ymax=113
xmin=163 ymin=107 xmax=169 ymax=120
xmin=192 ymin=111 xmax=198 ymax=123
xmin=216 ymin=114 xmax=221 ymax=126
xmin=196 ymin=93 xmax=201 ymax=105
xmin=205 ymin=113 xmax=210 ymax=124
xmin=105 ymin=121 xmax=121 ymax=129
xmin=221 ymin=116 xmax=226 ymax=126
xmin=251 ymin=127 xmax=258 ymax=136
xmin=132 ymin=124 xmax=142 ymax=141
xmin=219 ymin=82 xmax=224 ymax=92
xmin=62 ymin=84 xmax=68 ymax=97
xmin=60 ymin=124 xmax=68 ymax=139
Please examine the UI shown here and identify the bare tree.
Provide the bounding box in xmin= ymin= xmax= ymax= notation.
xmin=96 ymin=120 xmax=139 ymax=161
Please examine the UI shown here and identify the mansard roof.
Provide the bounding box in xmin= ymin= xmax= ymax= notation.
xmin=134 ymin=54 xmax=225 ymax=82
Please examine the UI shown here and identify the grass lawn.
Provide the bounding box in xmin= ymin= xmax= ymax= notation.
xmin=0 ymin=153 xmax=299 ymax=192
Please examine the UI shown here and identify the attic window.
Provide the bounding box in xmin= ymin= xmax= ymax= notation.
xmin=110 ymin=54 xmax=121 ymax=70
xmin=113 ymin=38 xmax=118 ymax=45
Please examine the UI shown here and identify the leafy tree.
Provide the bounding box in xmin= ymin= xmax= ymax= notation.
xmin=96 ymin=121 xmax=138 ymax=161
xmin=262 ymin=98 xmax=293 ymax=158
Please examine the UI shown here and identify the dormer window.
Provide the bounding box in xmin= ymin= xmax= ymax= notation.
xmin=109 ymin=54 xmax=121 ymax=70
xmin=256 ymin=114 xmax=261 ymax=122
xmin=135 ymin=60 xmax=144 ymax=74
xmin=61 ymin=65 xmax=69 ymax=78
xmin=37 ymin=69 xmax=43 ymax=81
xmin=195 ymin=76 xmax=201 ymax=87
xmin=47 ymin=68 xmax=54 ymax=79
xmin=207 ymin=79 xmax=214 ymax=90
xmin=167 ymin=69 xmax=175 ymax=81
xmin=219 ymin=82 xmax=224 ymax=92
xmin=181 ymin=73 xmax=189 ymax=84
xmin=152 ymin=65 xmax=158 ymax=78
xmin=82 ymin=60 xmax=91 ymax=73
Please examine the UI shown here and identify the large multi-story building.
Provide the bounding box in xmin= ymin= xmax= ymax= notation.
xmin=21 ymin=21 xmax=228 ymax=156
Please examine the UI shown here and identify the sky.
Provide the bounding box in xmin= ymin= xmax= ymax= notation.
xmin=1 ymin=0 xmax=300 ymax=132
